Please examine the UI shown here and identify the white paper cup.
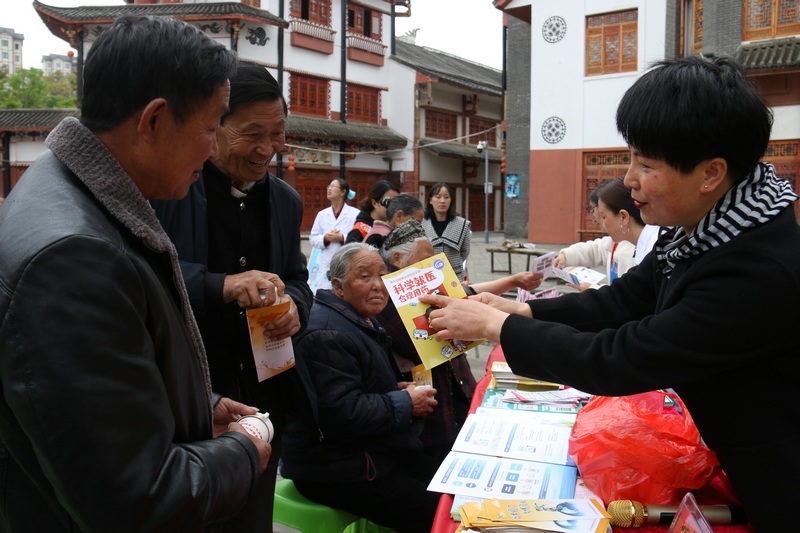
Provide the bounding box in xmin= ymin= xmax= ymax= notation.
xmin=238 ymin=412 xmax=274 ymax=443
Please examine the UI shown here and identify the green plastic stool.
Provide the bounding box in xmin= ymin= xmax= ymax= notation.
xmin=274 ymin=478 xmax=362 ymax=533
xmin=274 ymin=479 xmax=397 ymax=533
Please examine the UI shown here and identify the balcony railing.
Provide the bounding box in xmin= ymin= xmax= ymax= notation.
xmin=290 ymin=19 xmax=336 ymax=42
xmin=346 ymin=33 xmax=387 ymax=56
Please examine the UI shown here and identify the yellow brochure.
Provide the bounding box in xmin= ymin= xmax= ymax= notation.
xmin=460 ymin=498 xmax=610 ymax=532
xmin=411 ymin=363 xmax=433 ymax=387
xmin=381 ymin=253 xmax=485 ymax=370
xmin=246 ymin=299 xmax=295 ymax=381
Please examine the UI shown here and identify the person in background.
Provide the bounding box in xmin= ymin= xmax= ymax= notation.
xmin=554 ymin=177 xmax=652 ymax=290
xmin=422 ymin=182 xmax=471 ymax=281
xmin=377 ymin=220 xmax=542 ymax=462
xmin=309 ymin=178 xmax=359 ymax=291
xmin=151 ymin=62 xmax=314 ymax=532
xmin=364 ymin=192 xmax=425 ymax=247
xmin=422 ymin=56 xmax=800 ymax=532
xmin=344 ymin=179 xmax=400 ymax=244
xmin=0 ymin=15 xmax=270 ymax=531
xmin=281 ymin=243 xmax=440 ymax=533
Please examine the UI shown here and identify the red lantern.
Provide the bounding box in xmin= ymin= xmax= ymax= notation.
xmin=287 ymin=155 xmax=295 ymax=172
xmin=500 ymin=157 xmax=507 ymax=174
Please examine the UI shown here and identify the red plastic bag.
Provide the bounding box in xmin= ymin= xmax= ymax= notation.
xmin=568 ymin=391 xmax=720 ymax=505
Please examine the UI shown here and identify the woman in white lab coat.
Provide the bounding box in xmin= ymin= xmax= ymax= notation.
xmin=308 ymin=178 xmax=360 ymax=291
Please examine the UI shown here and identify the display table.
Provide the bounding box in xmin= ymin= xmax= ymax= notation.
xmin=429 ymin=344 xmax=753 ymax=533
xmin=485 ymin=246 xmax=547 ymax=273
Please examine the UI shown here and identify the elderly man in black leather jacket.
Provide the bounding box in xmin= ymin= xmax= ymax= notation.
xmin=0 ymin=16 xmax=270 ymax=532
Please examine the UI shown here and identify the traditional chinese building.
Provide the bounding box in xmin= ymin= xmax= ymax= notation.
xmin=496 ymin=0 xmax=800 ymax=243
xmin=10 ymin=0 xmax=419 ymax=231
xmin=390 ymin=36 xmax=504 ymax=232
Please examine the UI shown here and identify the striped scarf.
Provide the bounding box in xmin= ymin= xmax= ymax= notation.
xmin=655 ymin=162 xmax=798 ymax=278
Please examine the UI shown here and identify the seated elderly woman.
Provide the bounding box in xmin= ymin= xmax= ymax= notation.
xmin=280 ymin=242 xmax=440 ymax=533
xmin=377 ymin=220 xmax=543 ymax=463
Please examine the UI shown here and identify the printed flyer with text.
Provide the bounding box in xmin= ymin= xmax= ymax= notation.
xmin=381 ymin=253 xmax=485 ymax=370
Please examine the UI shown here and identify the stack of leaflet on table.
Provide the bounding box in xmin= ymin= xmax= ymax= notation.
xmin=503 ymin=388 xmax=592 ymax=408
xmin=490 ymin=361 xmax=563 ymax=391
xmin=479 ymin=389 xmax=584 ymax=414
xmin=457 ymin=497 xmax=611 ymax=533
xmin=428 ymin=409 xmax=579 ymax=504
xmin=450 ymin=478 xmax=604 ymax=522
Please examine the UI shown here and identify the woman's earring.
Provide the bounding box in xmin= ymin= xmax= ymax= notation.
xmin=704 ymin=184 xmax=709 ymax=189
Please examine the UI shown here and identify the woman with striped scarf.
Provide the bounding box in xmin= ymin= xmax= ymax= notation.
xmin=420 ymin=56 xmax=800 ymax=532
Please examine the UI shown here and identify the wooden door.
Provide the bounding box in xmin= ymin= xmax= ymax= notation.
xmin=581 ymin=151 xmax=630 ymax=241
xmin=467 ymin=186 xmax=497 ymax=232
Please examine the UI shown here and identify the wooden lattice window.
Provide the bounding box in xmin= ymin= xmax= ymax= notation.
xmin=586 ymin=9 xmax=638 ymax=76
xmin=290 ymin=74 xmax=329 ymax=117
xmin=425 ymin=110 xmax=457 ymax=140
xmin=744 ymin=0 xmax=800 ymax=41
xmin=347 ymin=2 xmax=382 ymax=39
xmin=291 ymin=0 xmax=331 ymax=26
xmin=682 ymin=0 xmax=704 ymax=56
xmin=581 ymin=151 xmax=631 ymax=238
xmin=347 ymin=84 xmax=380 ymax=123
xmin=469 ymin=118 xmax=498 ymax=146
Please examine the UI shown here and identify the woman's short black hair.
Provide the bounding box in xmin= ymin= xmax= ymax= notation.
xmin=81 ymin=15 xmax=237 ymax=131
xmin=424 ymin=182 xmax=456 ymax=221
xmin=616 ymin=56 xmax=772 ymax=182
xmin=360 ymin=180 xmax=400 ymax=212
xmin=595 ymin=177 xmax=644 ymax=227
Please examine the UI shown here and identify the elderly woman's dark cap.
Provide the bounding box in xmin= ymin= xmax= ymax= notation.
xmin=383 ymin=220 xmax=427 ymax=250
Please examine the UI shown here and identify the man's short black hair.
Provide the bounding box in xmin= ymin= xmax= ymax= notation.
xmin=226 ymin=62 xmax=288 ymax=121
xmin=80 ymin=15 xmax=237 ymax=131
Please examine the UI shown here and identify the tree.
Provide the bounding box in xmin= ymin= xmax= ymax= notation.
xmin=0 ymin=68 xmax=77 ymax=109
xmin=44 ymin=70 xmax=78 ymax=108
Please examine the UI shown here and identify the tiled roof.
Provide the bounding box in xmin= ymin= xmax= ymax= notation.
xmin=391 ymin=40 xmax=502 ymax=97
xmin=420 ymin=138 xmax=502 ymax=163
xmin=0 ymin=109 xmax=79 ymax=131
xmin=0 ymin=109 xmax=407 ymax=146
xmin=287 ymin=115 xmax=407 ymax=146
xmin=736 ymin=37 xmax=800 ymax=71
xmin=33 ymin=0 xmax=287 ymax=28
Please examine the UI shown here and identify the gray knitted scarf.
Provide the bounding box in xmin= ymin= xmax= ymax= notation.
xmin=655 ymin=162 xmax=798 ymax=278
xmin=45 ymin=117 xmax=213 ymax=412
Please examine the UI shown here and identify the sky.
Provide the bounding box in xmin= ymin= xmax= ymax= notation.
xmin=3 ymin=0 xmax=503 ymax=71
xmin=3 ymin=0 xmax=123 ymax=69
xmin=394 ymin=0 xmax=504 ymax=70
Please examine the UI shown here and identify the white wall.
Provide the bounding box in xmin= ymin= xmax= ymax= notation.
xmin=772 ymin=105 xmax=800 ymax=141
xmin=11 ymin=140 xmax=47 ymax=163
xmin=385 ymin=56 xmax=417 ymax=173
xmin=530 ymin=0 xmax=666 ymax=151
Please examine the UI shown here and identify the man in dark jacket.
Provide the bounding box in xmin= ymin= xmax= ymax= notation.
xmin=0 ymin=16 xmax=270 ymax=531
xmin=152 ymin=63 xmax=314 ymax=532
